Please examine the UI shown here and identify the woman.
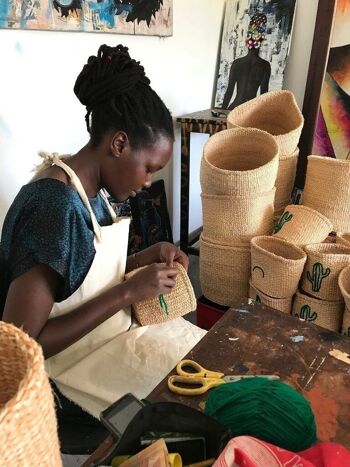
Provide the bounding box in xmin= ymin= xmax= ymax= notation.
xmin=0 ymin=44 xmax=206 ymax=419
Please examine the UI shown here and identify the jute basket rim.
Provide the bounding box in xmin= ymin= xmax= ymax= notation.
xmin=201 ymin=235 xmax=250 ymax=250
xmin=251 ymin=235 xmax=306 ymax=263
xmin=280 ymin=147 xmax=299 ymax=161
xmin=201 ymin=188 xmax=276 ymax=200
xmin=304 ymin=243 xmax=350 ymax=257
xmin=339 ymin=265 xmax=350 ymax=301
xmin=203 ymin=127 xmax=279 ymax=175
xmin=227 ymin=90 xmax=304 ymax=135
xmin=308 ymin=155 xmax=350 ymax=167
xmin=249 ymin=280 xmax=293 ymax=302
xmin=284 ymin=204 xmax=333 ymax=230
xmin=295 ymin=290 xmax=344 ymax=305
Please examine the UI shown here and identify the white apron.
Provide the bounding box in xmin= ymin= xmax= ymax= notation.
xmin=40 ymin=154 xmax=206 ymax=418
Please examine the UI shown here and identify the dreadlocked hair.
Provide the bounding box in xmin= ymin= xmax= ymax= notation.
xmin=74 ymin=44 xmax=174 ymax=149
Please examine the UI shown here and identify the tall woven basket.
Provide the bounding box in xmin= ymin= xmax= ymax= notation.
xmin=251 ymin=236 xmax=306 ymax=298
xmin=0 ymin=322 xmax=62 ymax=466
xmin=339 ymin=265 xmax=350 ymax=310
xmin=336 ymin=233 xmax=350 ymax=248
xmin=125 ymin=262 xmax=196 ymax=326
xmin=292 ymin=291 xmax=344 ymax=332
xmin=249 ymin=281 xmax=293 ymax=314
xmin=227 ymin=90 xmax=304 ymax=156
xmin=301 ymin=244 xmax=350 ymax=301
xmin=273 ymin=204 xmax=333 ymax=246
xmin=201 ymin=189 xmax=275 ymax=243
xmin=200 ymin=127 xmax=279 ymax=195
xmin=200 ymin=235 xmax=250 ymax=307
xmin=341 ymin=306 xmax=350 ymax=337
xmin=302 ymin=156 xmax=350 ymax=232
xmin=274 ymin=149 xmax=299 ymax=214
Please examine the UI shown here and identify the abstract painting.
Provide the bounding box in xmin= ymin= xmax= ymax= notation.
xmin=0 ymin=0 xmax=172 ymax=36
xmin=215 ymin=0 xmax=296 ymax=110
xmin=312 ymin=0 xmax=350 ymax=160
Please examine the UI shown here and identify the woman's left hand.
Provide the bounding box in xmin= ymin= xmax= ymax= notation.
xmin=159 ymin=242 xmax=189 ymax=272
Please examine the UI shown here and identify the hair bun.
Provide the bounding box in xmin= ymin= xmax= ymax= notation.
xmin=74 ymin=44 xmax=151 ymax=111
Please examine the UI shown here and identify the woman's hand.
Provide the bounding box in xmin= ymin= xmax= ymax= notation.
xmin=126 ymin=263 xmax=178 ymax=302
xmin=159 ymin=242 xmax=189 ymax=271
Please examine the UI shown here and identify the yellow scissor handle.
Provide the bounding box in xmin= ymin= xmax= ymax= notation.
xmin=168 ymin=375 xmax=225 ymax=396
xmin=176 ymin=360 xmax=225 ymax=379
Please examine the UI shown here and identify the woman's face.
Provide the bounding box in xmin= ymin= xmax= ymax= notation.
xmin=103 ymin=134 xmax=173 ymax=202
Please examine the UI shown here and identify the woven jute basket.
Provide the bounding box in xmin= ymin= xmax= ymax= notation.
xmin=324 ymin=233 xmax=336 ymax=244
xmin=201 ymin=188 xmax=275 ymax=243
xmin=200 ymin=127 xmax=279 ymax=195
xmin=274 ymin=149 xmax=298 ymax=213
xmin=341 ymin=306 xmax=350 ymax=337
xmin=273 ymin=204 xmax=333 ymax=246
xmin=336 ymin=232 xmax=350 ymax=248
xmin=125 ymin=262 xmax=196 ymax=326
xmin=0 ymin=322 xmax=62 ymax=466
xmin=227 ymin=90 xmax=304 ymax=156
xmin=251 ymin=236 xmax=306 ymax=298
xmin=292 ymin=291 xmax=344 ymax=332
xmin=302 ymin=156 xmax=350 ymax=232
xmin=339 ymin=265 xmax=350 ymax=310
xmin=301 ymin=244 xmax=350 ymax=301
xmin=200 ymin=235 xmax=250 ymax=306
xmin=249 ymin=281 xmax=293 ymax=314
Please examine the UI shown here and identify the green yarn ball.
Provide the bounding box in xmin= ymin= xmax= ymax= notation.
xmin=205 ymin=378 xmax=317 ymax=452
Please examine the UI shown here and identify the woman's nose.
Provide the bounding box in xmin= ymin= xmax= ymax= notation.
xmin=144 ymin=174 xmax=152 ymax=188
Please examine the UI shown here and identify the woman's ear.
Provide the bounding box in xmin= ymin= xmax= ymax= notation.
xmin=110 ymin=131 xmax=129 ymax=158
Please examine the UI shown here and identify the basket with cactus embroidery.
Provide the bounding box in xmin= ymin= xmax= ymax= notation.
xmin=339 ymin=264 xmax=350 ymax=310
xmin=251 ymin=236 xmax=306 ymax=298
xmin=273 ymin=205 xmax=333 ymax=246
xmin=336 ymin=233 xmax=350 ymax=248
xmin=292 ymin=291 xmax=344 ymax=332
xmin=301 ymin=244 xmax=350 ymax=301
xmin=125 ymin=262 xmax=196 ymax=326
xmin=200 ymin=127 xmax=279 ymax=196
xmin=249 ymin=280 xmax=293 ymax=314
xmin=200 ymin=235 xmax=250 ymax=307
xmin=302 ymin=156 xmax=350 ymax=233
xmin=227 ymin=90 xmax=304 ymax=156
xmin=0 ymin=322 xmax=62 ymax=467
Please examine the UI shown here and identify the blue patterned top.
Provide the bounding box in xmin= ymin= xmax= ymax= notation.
xmin=0 ymin=178 xmax=114 ymax=315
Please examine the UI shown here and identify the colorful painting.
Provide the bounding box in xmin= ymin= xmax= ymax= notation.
xmin=0 ymin=0 xmax=172 ymax=35
xmin=313 ymin=0 xmax=350 ymax=160
xmin=214 ymin=0 xmax=296 ymax=110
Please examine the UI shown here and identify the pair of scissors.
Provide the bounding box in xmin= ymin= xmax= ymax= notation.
xmin=167 ymin=359 xmax=279 ymax=396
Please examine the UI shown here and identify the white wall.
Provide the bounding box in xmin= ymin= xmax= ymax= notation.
xmin=0 ymin=0 xmax=318 ymax=243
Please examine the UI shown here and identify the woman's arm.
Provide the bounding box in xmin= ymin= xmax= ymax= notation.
xmin=3 ymin=262 xmax=177 ymax=359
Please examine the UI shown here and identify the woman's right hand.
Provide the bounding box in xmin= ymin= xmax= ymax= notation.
xmin=126 ymin=263 xmax=178 ymax=303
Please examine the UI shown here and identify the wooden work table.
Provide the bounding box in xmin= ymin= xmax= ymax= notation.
xmin=149 ymin=302 xmax=350 ymax=448
xmin=83 ymin=302 xmax=350 ymax=465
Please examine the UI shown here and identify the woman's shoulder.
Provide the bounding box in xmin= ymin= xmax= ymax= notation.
xmin=19 ymin=178 xmax=83 ymax=209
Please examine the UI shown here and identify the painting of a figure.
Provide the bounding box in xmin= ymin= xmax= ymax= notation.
xmin=0 ymin=0 xmax=172 ymax=35
xmin=313 ymin=0 xmax=350 ymax=160
xmin=215 ymin=0 xmax=296 ymax=110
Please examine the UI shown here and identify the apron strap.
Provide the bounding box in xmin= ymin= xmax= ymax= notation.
xmin=37 ymin=152 xmax=103 ymax=241
xmin=99 ymin=189 xmax=118 ymax=222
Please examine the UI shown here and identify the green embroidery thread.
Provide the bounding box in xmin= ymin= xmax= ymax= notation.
xmin=253 ymin=266 xmax=265 ymax=278
xmin=159 ymin=294 xmax=169 ymax=316
xmin=307 ymin=262 xmax=331 ymax=292
xmin=273 ymin=211 xmax=293 ymax=234
xmin=297 ymin=305 xmax=317 ymax=322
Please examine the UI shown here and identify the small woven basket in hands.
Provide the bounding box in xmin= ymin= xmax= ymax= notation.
xmin=251 ymin=236 xmax=306 ymax=298
xmin=274 ymin=149 xmax=298 ymax=214
xmin=302 ymin=156 xmax=350 ymax=232
xmin=273 ymin=204 xmax=333 ymax=246
xmin=125 ymin=262 xmax=196 ymax=326
xmin=200 ymin=235 xmax=250 ymax=307
xmin=292 ymin=291 xmax=344 ymax=332
xmin=336 ymin=233 xmax=350 ymax=248
xmin=227 ymin=90 xmax=304 ymax=156
xmin=341 ymin=306 xmax=350 ymax=337
xmin=301 ymin=244 xmax=350 ymax=301
xmin=0 ymin=322 xmax=62 ymax=467
xmin=200 ymin=127 xmax=279 ymax=195
xmin=201 ymin=189 xmax=275 ymax=244
xmin=249 ymin=281 xmax=293 ymax=314
xmin=339 ymin=265 xmax=350 ymax=310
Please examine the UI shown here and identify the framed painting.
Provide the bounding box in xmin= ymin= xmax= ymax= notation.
xmin=214 ymin=0 xmax=297 ymax=110
xmin=0 ymin=0 xmax=172 ymax=35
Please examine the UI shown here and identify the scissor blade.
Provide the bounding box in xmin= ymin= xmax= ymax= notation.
xmin=223 ymin=375 xmax=280 ymax=382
